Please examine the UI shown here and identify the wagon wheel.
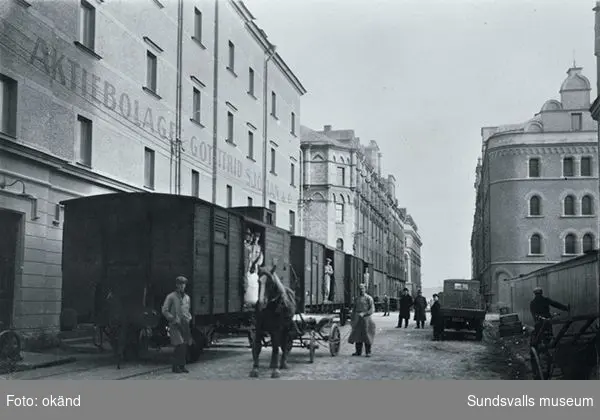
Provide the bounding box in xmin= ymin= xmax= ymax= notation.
xmin=0 ymin=330 xmax=22 ymax=362
xmin=309 ymin=330 xmax=316 ymax=363
xmin=328 ymin=324 xmax=341 ymax=356
xmin=530 ymin=346 xmax=552 ymax=380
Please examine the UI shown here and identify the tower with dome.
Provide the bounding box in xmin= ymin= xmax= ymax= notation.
xmin=471 ymin=65 xmax=598 ymax=310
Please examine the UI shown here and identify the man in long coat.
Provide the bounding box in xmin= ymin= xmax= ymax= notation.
xmin=430 ymin=293 xmax=443 ymax=341
xmin=348 ymin=284 xmax=376 ymax=357
xmin=162 ymin=276 xmax=193 ymax=373
xmin=397 ymin=288 xmax=413 ymax=328
xmin=413 ymin=289 xmax=427 ymax=329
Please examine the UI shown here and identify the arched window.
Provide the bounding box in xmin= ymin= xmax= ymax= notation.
xmin=564 ymin=195 xmax=575 ymax=215
xmin=564 ymin=233 xmax=577 ymax=254
xmin=583 ymin=233 xmax=595 ymax=252
xmin=529 ymin=196 xmax=541 ymax=216
xmin=530 ymin=234 xmax=542 ymax=255
xmin=582 ymin=195 xmax=594 ymax=215
xmin=336 ymin=238 xmax=344 ymax=250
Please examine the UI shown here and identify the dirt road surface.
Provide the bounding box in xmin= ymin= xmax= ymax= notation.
xmin=3 ymin=313 xmax=524 ymax=380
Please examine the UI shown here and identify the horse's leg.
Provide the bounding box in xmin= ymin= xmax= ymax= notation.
xmin=270 ymin=327 xmax=281 ymax=378
xmin=279 ymin=325 xmax=290 ymax=370
xmin=249 ymin=322 xmax=261 ymax=378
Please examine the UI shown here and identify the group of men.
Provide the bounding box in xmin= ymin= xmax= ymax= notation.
xmin=160 ymin=273 xmax=572 ymax=374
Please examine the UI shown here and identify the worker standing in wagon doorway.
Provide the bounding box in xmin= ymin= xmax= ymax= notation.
xmin=348 ymin=283 xmax=376 ymax=357
xmin=162 ymin=276 xmax=193 ymax=373
xmin=529 ymin=286 xmax=570 ymax=339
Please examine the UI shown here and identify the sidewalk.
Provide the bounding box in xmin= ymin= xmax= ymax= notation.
xmin=1 ymin=351 xmax=76 ymax=376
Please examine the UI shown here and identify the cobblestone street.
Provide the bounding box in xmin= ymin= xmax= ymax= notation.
xmin=3 ymin=313 xmax=524 ymax=380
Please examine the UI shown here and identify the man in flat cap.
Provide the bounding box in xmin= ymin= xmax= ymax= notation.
xmin=529 ymin=286 xmax=570 ymax=341
xmin=162 ymin=276 xmax=193 ymax=373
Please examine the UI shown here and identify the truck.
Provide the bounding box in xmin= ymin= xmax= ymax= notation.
xmin=439 ymin=279 xmax=486 ymax=341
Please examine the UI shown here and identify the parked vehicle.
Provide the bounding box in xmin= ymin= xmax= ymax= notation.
xmin=439 ymin=279 xmax=486 ymax=341
xmin=60 ymin=192 xmax=397 ymax=364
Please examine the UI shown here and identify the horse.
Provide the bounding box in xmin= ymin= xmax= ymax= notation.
xmin=249 ymin=265 xmax=297 ymax=379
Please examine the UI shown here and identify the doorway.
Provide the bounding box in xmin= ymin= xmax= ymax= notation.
xmin=0 ymin=209 xmax=22 ymax=331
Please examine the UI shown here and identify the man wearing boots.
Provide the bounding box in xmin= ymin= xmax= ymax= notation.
xmin=348 ymin=284 xmax=376 ymax=357
xmin=162 ymin=276 xmax=193 ymax=373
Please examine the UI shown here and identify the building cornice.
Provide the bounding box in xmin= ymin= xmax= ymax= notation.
xmin=487 ymin=143 xmax=597 ymax=160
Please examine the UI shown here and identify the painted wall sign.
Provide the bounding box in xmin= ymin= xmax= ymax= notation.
xmin=28 ymin=36 xmax=296 ymax=204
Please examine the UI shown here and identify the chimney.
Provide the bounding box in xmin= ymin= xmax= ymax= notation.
xmin=323 ymin=125 xmax=332 ymax=132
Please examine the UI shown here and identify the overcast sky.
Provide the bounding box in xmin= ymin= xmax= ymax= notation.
xmin=243 ymin=0 xmax=597 ymax=289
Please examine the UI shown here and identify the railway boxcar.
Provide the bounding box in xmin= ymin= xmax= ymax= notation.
xmin=290 ymin=236 xmax=329 ymax=312
xmin=60 ymin=193 xmax=287 ymax=361
xmin=330 ymin=248 xmax=346 ymax=307
xmin=344 ymin=254 xmax=364 ymax=306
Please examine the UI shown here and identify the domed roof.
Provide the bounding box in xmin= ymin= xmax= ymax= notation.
xmin=560 ymin=67 xmax=591 ymax=92
xmin=540 ymin=99 xmax=562 ymax=112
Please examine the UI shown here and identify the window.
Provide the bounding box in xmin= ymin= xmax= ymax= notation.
xmin=564 ymin=195 xmax=575 ymax=215
xmin=144 ymin=147 xmax=155 ymax=189
xmin=530 ymin=234 xmax=542 ymax=255
xmin=564 ymin=233 xmax=577 ymax=254
xmin=226 ymin=185 xmax=232 ymax=207
xmin=227 ymin=111 xmax=234 ymax=143
xmin=270 ymin=147 xmax=276 ymax=173
xmin=192 ymin=88 xmax=201 ymax=123
xmin=248 ymin=68 xmax=254 ymax=95
xmin=246 ymin=131 xmax=254 ymax=159
xmin=335 ymin=203 xmax=344 ymax=223
xmin=563 ymin=157 xmax=574 ymax=177
xmin=583 ymin=233 xmax=595 ymax=252
xmin=336 ymin=238 xmax=344 ymax=250
xmin=194 ymin=8 xmax=202 ymax=42
xmin=291 ymin=112 xmax=296 ymax=135
xmin=247 ymin=197 xmax=253 ymax=207
xmin=571 ymin=113 xmax=582 ymax=131
xmin=191 ymin=170 xmax=199 ymax=197
xmin=268 ymin=200 xmax=276 ymax=225
xmin=528 ymin=158 xmax=540 ymax=178
xmin=146 ymin=51 xmax=157 ymax=92
xmin=290 ymin=162 xmax=295 ymax=186
xmin=581 ymin=157 xmax=592 ymax=176
xmin=77 ymin=115 xmax=92 ymax=166
xmin=289 ymin=210 xmax=295 ymax=234
xmin=271 ymin=91 xmax=277 ymax=117
xmin=582 ymin=195 xmax=594 ymax=215
xmin=80 ymin=0 xmax=96 ymax=50
xmin=337 ymin=167 xmax=345 ymax=186
xmin=529 ymin=195 xmax=541 ymax=216
xmin=228 ymin=41 xmax=235 ymax=71
xmin=0 ymin=75 xmax=17 ymax=137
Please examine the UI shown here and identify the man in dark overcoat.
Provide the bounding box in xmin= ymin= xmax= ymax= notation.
xmin=430 ymin=293 xmax=443 ymax=341
xmin=413 ymin=289 xmax=427 ymax=329
xmin=396 ymin=288 xmax=413 ymax=328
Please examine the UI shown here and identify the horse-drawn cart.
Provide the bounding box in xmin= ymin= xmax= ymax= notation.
xmin=252 ymin=313 xmax=342 ymax=363
xmin=529 ymin=312 xmax=599 ymax=380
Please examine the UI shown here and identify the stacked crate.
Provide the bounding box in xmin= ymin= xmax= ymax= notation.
xmin=499 ymin=313 xmax=523 ymax=337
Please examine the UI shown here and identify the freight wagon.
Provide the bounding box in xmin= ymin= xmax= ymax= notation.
xmin=60 ymin=193 xmax=288 ymax=361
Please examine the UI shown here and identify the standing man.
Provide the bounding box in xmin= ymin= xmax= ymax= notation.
xmin=430 ymin=293 xmax=443 ymax=341
xmin=382 ymin=294 xmax=390 ymax=316
xmin=529 ymin=286 xmax=570 ymax=340
xmin=397 ymin=288 xmax=413 ymax=328
xmin=413 ymin=289 xmax=427 ymax=329
xmin=348 ymin=284 xmax=376 ymax=357
xmin=162 ymin=276 xmax=193 ymax=373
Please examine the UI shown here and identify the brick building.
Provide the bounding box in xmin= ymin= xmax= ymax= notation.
xmin=403 ymin=214 xmax=422 ymax=295
xmin=471 ymin=65 xmax=598 ymax=309
xmin=0 ymin=0 xmax=305 ymax=339
xmin=299 ymin=124 xmax=411 ymax=297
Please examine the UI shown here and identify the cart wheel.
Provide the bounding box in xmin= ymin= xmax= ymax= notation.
xmin=0 ymin=330 xmax=22 ymax=362
xmin=329 ymin=324 xmax=341 ymax=356
xmin=530 ymin=347 xmax=546 ymax=380
xmin=309 ymin=330 xmax=316 ymax=363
